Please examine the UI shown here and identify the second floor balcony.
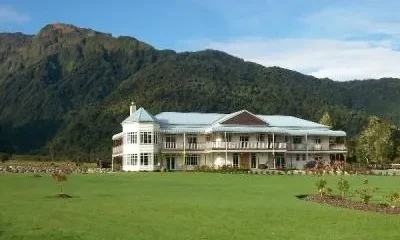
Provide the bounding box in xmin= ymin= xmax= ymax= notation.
xmin=289 ymin=143 xmax=347 ymax=151
xmin=162 ymin=141 xmax=287 ymax=150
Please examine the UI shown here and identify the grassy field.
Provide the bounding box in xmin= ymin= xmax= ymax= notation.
xmin=0 ymin=173 xmax=399 ymax=240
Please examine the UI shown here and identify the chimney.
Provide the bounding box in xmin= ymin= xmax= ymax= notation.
xmin=130 ymin=102 xmax=136 ymax=115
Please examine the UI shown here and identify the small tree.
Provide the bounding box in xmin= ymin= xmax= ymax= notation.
xmin=337 ymin=177 xmax=350 ymax=199
xmin=355 ymin=179 xmax=377 ymax=204
xmin=51 ymin=168 xmax=71 ymax=196
xmin=319 ymin=112 xmax=335 ymax=128
xmin=316 ymin=178 xmax=327 ymax=196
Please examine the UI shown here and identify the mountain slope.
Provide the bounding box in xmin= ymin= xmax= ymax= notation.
xmin=0 ymin=23 xmax=399 ymax=159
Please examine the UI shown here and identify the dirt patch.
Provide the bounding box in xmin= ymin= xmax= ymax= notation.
xmin=297 ymin=194 xmax=400 ymax=214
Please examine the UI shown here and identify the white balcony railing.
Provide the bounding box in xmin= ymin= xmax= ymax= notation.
xmin=163 ymin=142 xmax=206 ymax=150
xmin=163 ymin=141 xmax=286 ymax=150
xmin=207 ymin=141 xmax=286 ymax=150
xmin=290 ymin=143 xmax=347 ymax=151
xmin=112 ymin=145 xmax=123 ymax=155
xmin=329 ymin=144 xmax=347 ymax=150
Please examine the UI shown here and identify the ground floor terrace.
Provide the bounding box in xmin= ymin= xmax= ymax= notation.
xmin=114 ymin=151 xmax=346 ymax=171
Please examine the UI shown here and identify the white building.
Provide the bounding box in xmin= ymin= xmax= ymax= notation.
xmin=112 ymin=103 xmax=347 ymax=171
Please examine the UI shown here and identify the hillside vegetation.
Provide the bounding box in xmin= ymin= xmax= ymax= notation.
xmin=0 ymin=23 xmax=399 ymax=160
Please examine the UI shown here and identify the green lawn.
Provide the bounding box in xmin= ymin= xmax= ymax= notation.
xmin=0 ymin=173 xmax=399 ymax=240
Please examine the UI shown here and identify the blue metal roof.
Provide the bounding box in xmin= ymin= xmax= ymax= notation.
xmin=122 ymin=107 xmax=158 ymax=123
xmin=156 ymin=112 xmax=224 ymax=125
xmin=155 ymin=111 xmax=326 ymax=128
xmin=119 ymin=109 xmax=344 ymax=136
xmin=286 ymin=129 xmax=346 ymax=136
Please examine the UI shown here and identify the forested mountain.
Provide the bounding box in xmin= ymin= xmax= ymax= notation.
xmin=0 ymin=23 xmax=399 ymax=160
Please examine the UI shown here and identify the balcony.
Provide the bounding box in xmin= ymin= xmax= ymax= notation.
xmin=162 ymin=141 xmax=286 ymax=150
xmin=207 ymin=141 xmax=286 ymax=150
xmin=163 ymin=142 xmax=206 ymax=150
xmin=289 ymin=144 xmax=347 ymax=151
xmin=329 ymin=144 xmax=347 ymax=151
xmin=112 ymin=145 xmax=123 ymax=155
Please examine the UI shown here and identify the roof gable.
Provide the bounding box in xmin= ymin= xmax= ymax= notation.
xmin=220 ymin=110 xmax=267 ymax=126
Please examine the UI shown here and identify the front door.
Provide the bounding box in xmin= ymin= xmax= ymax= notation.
xmin=166 ymin=156 xmax=176 ymax=170
xmin=240 ymin=153 xmax=250 ymax=169
xmin=275 ymin=154 xmax=285 ymax=169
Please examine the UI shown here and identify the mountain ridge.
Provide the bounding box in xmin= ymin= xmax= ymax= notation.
xmin=0 ymin=23 xmax=399 ymax=159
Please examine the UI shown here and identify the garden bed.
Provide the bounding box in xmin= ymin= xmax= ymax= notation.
xmin=298 ymin=194 xmax=400 ymax=214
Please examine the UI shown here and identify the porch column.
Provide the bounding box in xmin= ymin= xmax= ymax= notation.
xmin=305 ymin=133 xmax=308 ymax=162
xmin=111 ymin=157 xmax=114 ymax=172
xmin=183 ymin=133 xmax=186 ymax=167
xmin=272 ymin=132 xmax=275 ymax=154
xmin=224 ymin=132 xmax=228 ymax=166
xmin=273 ymin=132 xmax=276 ymax=169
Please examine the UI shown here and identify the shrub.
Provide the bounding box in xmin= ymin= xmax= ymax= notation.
xmin=355 ymin=179 xmax=377 ymax=204
xmin=385 ymin=192 xmax=400 ymax=208
xmin=337 ymin=177 xmax=350 ymax=199
xmin=326 ymin=187 xmax=333 ymax=195
xmin=0 ymin=153 xmax=12 ymax=163
xmin=315 ymin=178 xmax=327 ymax=196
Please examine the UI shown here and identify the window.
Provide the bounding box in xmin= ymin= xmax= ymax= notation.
xmin=293 ymin=136 xmax=302 ymax=144
xmin=267 ymin=134 xmax=276 ymax=143
xmin=185 ymin=154 xmax=199 ymax=165
xmin=140 ymin=153 xmax=150 ymax=165
xmin=296 ymin=154 xmax=300 ymax=161
xmin=188 ymin=136 xmax=197 ymax=144
xmin=251 ymin=153 xmax=257 ymax=168
xmin=153 ymin=154 xmax=158 ymax=166
xmin=125 ymin=154 xmax=137 ymax=166
xmin=140 ymin=132 xmax=152 ymax=144
xmin=165 ymin=135 xmax=176 ymax=148
xmin=257 ymin=134 xmax=265 ymax=142
xmin=206 ymin=135 xmax=211 ymax=142
xmin=315 ymin=138 xmax=321 ymax=144
xmin=225 ymin=133 xmax=232 ymax=142
xmin=302 ymin=154 xmax=306 ymax=161
xmin=240 ymin=136 xmax=249 ymax=148
xmin=154 ymin=132 xmax=158 ymax=144
xmin=233 ymin=153 xmax=239 ymax=167
xmin=126 ymin=132 xmax=137 ymax=144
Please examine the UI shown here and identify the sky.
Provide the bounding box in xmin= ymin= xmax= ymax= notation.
xmin=1 ymin=0 xmax=400 ymax=81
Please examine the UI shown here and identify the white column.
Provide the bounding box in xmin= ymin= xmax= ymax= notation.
xmin=224 ymin=132 xmax=228 ymax=166
xmin=272 ymin=132 xmax=276 ymax=169
xmin=305 ymin=133 xmax=308 ymax=162
xmin=183 ymin=133 xmax=186 ymax=167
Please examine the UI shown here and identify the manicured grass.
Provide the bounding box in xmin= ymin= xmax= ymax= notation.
xmin=0 ymin=173 xmax=399 ymax=240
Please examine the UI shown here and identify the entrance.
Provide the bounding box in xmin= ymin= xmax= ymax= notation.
xmin=166 ymin=156 xmax=176 ymax=170
xmin=240 ymin=153 xmax=250 ymax=169
xmin=275 ymin=154 xmax=285 ymax=169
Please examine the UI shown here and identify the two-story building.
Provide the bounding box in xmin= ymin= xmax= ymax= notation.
xmin=112 ymin=103 xmax=347 ymax=171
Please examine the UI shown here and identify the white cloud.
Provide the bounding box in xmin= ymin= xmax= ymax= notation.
xmin=184 ymin=38 xmax=400 ymax=81
xmin=0 ymin=6 xmax=30 ymax=24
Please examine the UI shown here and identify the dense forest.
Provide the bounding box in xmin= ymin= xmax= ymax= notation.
xmin=0 ymin=23 xmax=399 ymax=161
